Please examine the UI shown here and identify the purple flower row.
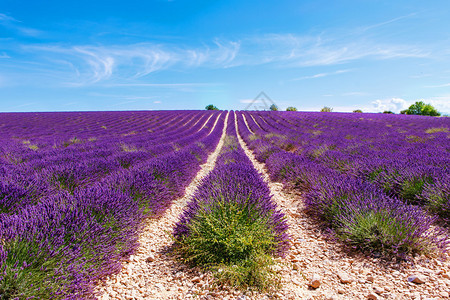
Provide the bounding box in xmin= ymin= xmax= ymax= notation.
xmin=236 ymin=111 xmax=448 ymax=257
xmin=0 ymin=111 xmax=224 ymax=298
xmin=174 ymin=112 xmax=289 ymax=256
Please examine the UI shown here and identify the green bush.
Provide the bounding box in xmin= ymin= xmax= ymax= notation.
xmin=205 ymin=104 xmax=219 ymax=110
xmin=286 ymin=106 xmax=297 ymax=111
xmin=320 ymin=106 xmax=333 ymax=112
xmin=269 ymin=104 xmax=278 ymax=111
xmin=174 ymin=200 xmax=279 ymax=291
xmin=404 ymin=101 xmax=440 ymax=116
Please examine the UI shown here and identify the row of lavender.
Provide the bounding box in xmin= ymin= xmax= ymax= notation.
xmin=0 ymin=111 xmax=216 ymax=214
xmin=173 ymin=112 xmax=288 ymax=290
xmin=251 ymin=111 xmax=450 ymax=222
xmin=236 ymin=111 xmax=448 ymax=257
xmin=0 ymin=111 xmax=224 ymax=299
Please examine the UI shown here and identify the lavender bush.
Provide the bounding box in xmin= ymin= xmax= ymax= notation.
xmin=0 ymin=111 xmax=224 ymax=298
xmin=173 ymin=112 xmax=288 ymax=290
xmin=236 ymin=111 xmax=448 ymax=257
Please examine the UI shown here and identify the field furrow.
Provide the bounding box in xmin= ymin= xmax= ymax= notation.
xmin=95 ymin=111 xmax=230 ymax=299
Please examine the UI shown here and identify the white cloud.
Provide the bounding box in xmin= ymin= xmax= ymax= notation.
xmin=237 ymin=33 xmax=429 ymax=68
xmin=0 ymin=13 xmax=43 ymax=37
xmin=0 ymin=13 xmax=16 ymax=22
xmin=293 ymin=69 xmax=352 ymax=80
xmin=342 ymin=92 xmax=369 ymax=96
xmin=371 ymin=98 xmax=409 ymax=113
xmin=0 ymin=52 xmax=10 ymax=58
xmin=153 ymin=100 xmax=162 ymax=104
xmin=424 ymin=82 xmax=450 ymax=88
xmin=24 ymin=42 xmax=241 ymax=85
xmin=371 ymin=97 xmax=450 ymax=114
xmin=428 ymin=96 xmax=450 ymax=114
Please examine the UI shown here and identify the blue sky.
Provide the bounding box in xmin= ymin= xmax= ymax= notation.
xmin=1 ymin=0 xmax=450 ymax=113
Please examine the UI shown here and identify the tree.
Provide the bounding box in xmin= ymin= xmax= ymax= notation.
xmin=383 ymin=111 xmax=394 ymax=114
xmin=353 ymin=109 xmax=363 ymax=113
xmin=421 ymin=104 xmax=440 ymax=116
xmin=286 ymin=106 xmax=297 ymax=111
xmin=269 ymin=104 xmax=279 ymax=111
xmin=405 ymin=101 xmax=440 ymax=116
xmin=320 ymin=106 xmax=333 ymax=112
xmin=205 ymin=104 xmax=219 ymax=110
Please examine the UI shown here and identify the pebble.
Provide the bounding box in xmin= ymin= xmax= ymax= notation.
xmin=408 ymin=274 xmax=427 ymax=284
xmin=145 ymin=255 xmax=155 ymax=263
xmin=373 ymin=285 xmax=384 ymax=294
xmin=367 ymin=292 xmax=379 ymax=300
xmin=338 ymin=272 xmax=353 ymax=284
xmin=309 ymin=274 xmax=321 ymax=289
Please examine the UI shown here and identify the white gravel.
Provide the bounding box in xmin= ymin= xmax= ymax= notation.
xmin=95 ymin=112 xmax=229 ymax=300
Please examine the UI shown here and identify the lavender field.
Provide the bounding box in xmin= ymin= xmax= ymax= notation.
xmin=0 ymin=111 xmax=449 ymax=299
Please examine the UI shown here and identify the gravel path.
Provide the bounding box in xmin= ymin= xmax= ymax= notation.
xmin=95 ymin=112 xmax=229 ymax=300
xmin=95 ymin=111 xmax=449 ymax=300
xmin=235 ymin=113 xmax=450 ymax=300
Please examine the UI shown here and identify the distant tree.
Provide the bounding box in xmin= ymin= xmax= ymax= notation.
xmin=205 ymin=104 xmax=219 ymax=110
xmin=269 ymin=104 xmax=279 ymax=111
xmin=320 ymin=106 xmax=333 ymax=112
xmin=353 ymin=109 xmax=363 ymax=113
xmin=405 ymin=101 xmax=440 ymax=116
xmin=400 ymin=110 xmax=407 ymax=115
xmin=383 ymin=110 xmax=395 ymax=114
xmin=421 ymin=104 xmax=440 ymax=116
xmin=286 ymin=106 xmax=297 ymax=111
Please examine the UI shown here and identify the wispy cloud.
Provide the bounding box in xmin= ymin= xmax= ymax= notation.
xmin=107 ymin=83 xmax=213 ymax=87
xmin=23 ymin=42 xmax=240 ymax=85
xmin=424 ymin=82 xmax=450 ymax=88
xmin=293 ymin=69 xmax=351 ymax=80
xmin=0 ymin=13 xmax=16 ymax=22
xmin=357 ymin=13 xmax=417 ymax=33
xmin=0 ymin=13 xmax=43 ymax=37
xmin=342 ymin=92 xmax=369 ymax=96
xmin=153 ymin=100 xmax=162 ymax=104
xmin=0 ymin=52 xmax=11 ymax=59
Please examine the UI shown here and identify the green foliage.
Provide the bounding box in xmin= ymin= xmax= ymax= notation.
xmin=353 ymin=109 xmax=363 ymax=113
xmin=320 ymin=106 xmax=333 ymax=112
xmin=424 ymin=189 xmax=449 ymax=220
xmin=383 ymin=110 xmax=395 ymax=114
xmin=286 ymin=106 xmax=297 ymax=111
xmin=269 ymin=104 xmax=278 ymax=111
xmin=175 ymin=200 xmax=279 ymax=291
xmin=205 ymin=104 xmax=219 ymax=110
xmin=400 ymin=176 xmax=433 ymax=203
xmin=0 ymin=239 xmax=69 ymax=299
xmin=339 ymin=211 xmax=429 ymax=256
xmin=405 ymin=101 xmax=440 ymax=116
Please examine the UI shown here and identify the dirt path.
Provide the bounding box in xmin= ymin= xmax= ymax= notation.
xmin=95 ymin=111 xmax=229 ymax=300
xmin=235 ymin=114 xmax=450 ymax=300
